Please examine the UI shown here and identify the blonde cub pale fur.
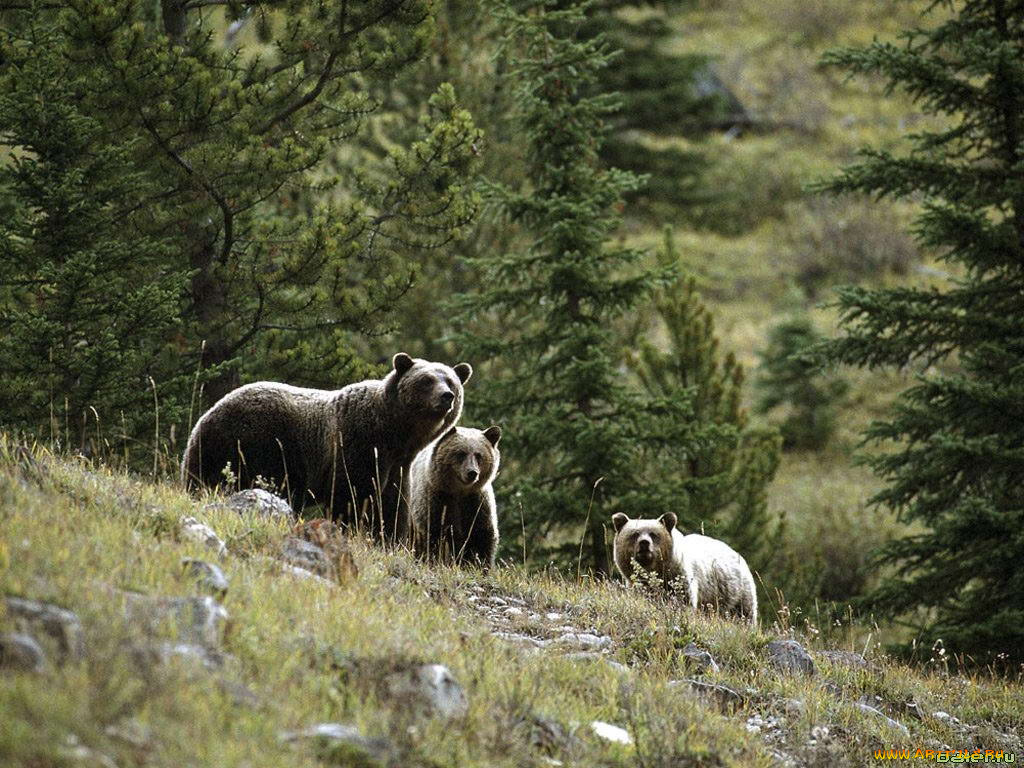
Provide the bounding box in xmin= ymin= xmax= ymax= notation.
xmin=612 ymin=512 xmax=757 ymax=625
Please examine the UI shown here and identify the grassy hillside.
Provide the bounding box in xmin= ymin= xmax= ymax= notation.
xmin=2 ymin=442 xmax=1020 ymax=767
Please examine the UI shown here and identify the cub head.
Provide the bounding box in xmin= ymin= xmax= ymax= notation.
xmin=432 ymin=426 xmax=501 ymax=494
xmin=386 ymin=352 xmax=472 ymax=441
xmin=611 ymin=512 xmax=677 ymax=581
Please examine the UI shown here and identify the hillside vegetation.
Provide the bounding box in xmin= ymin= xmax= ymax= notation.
xmin=1 ymin=443 xmax=1021 ymax=767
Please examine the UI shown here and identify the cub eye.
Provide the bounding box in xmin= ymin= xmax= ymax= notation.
xmin=473 ymin=452 xmax=482 ymax=462
xmin=454 ymin=451 xmax=467 ymax=461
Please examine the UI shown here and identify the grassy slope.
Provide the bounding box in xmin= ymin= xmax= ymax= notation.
xmin=2 ymin=443 xmax=1020 ymax=767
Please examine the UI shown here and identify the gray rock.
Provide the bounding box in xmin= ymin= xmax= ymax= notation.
xmin=123 ymin=593 xmax=228 ymax=648
xmin=766 ymin=639 xmax=815 ymax=676
xmin=555 ymin=632 xmax=611 ymax=650
xmin=682 ymin=642 xmax=720 ymax=674
xmin=223 ymin=489 xmax=294 ymax=521
xmin=132 ymin=641 xmax=230 ymax=671
xmin=280 ymin=723 xmax=388 ymax=766
xmin=279 ymin=537 xmax=331 ymax=577
xmin=590 ymin=721 xmax=632 ymax=745
xmin=181 ymin=558 xmax=229 ymax=597
xmin=104 ymin=718 xmax=152 ymax=748
xmin=179 ymin=516 xmax=227 ymax=557
xmin=278 ymin=562 xmax=334 ymax=587
xmin=384 ymin=663 xmax=468 ymax=719
xmin=5 ymin=597 xmax=84 ymax=660
xmin=492 ymin=631 xmax=550 ymax=649
xmin=60 ymin=735 xmax=117 ymax=768
xmin=671 ymin=678 xmax=745 ymax=711
xmin=816 ymin=649 xmax=869 ymax=669
xmin=0 ymin=632 xmax=46 ymax=672
xmin=563 ymin=651 xmax=629 ymax=675
xmin=853 ymin=702 xmax=909 ymax=735
xmin=783 ymin=698 xmax=805 ymax=718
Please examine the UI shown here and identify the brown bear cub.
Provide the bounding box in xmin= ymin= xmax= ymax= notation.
xmin=181 ymin=353 xmax=472 ymax=542
xmin=612 ymin=512 xmax=757 ymax=626
xmin=409 ymin=426 xmax=501 ymax=568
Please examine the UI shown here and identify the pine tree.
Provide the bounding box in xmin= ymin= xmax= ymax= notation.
xmin=49 ymin=0 xmax=478 ymax=407
xmin=820 ymin=0 xmax=1024 ymax=665
xmin=629 ymin=242 xmax=782 ymax=572
xmin=755 ymin=315 xmax=848 ymax=451
xmin=454 ymin=0 xmax=715 ymax=575
xmin=0 ymin=1 xmax=480 ymax=458
xmin=589 ymin=1 xmax=745 ymax=216
xmin=0 ymin=12 xmax=188 ymax=452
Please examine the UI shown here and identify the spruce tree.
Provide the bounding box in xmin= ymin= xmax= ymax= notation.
xmin=755 ymin=315 xmax=848 ymax=451
xmin=0 ymin=12 xmax=188 ymax=451
xmin=0 ymin=1 xmax=480 ymax=457
xmin=821 ymin=0 xmax=1024 ymax=665
xmin=454 ymin=0 xmax=716 ymax=575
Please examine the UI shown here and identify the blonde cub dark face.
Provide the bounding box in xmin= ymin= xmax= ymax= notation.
xmin=612 ymin=512 xmax=677 ymax=579
xmin=434 ymin=426 xmax=501 ymax=493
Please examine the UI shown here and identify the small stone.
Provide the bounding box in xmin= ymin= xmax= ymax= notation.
xmin=279 ymin=537 xmax=331 ymax=577
xmin=503 ymin=606 xmax=524 ymax=617
xmin=555 ymin=632 xmax=611 ymax=650
xmin=223 ymin=489 xmax=294 ymax=520
xmin=816 ymin=649 xmax=869 ymax=669
xmin=104 ymin=718 xmax=152 ymax=748
xmin=492 ymin=632 xmax=549 ymax=649
xmin=766 ymin=639 xmax=815 ymax=676
xmin=123 ymin=594 xmax=228 ymax=648
xmin=131 ymin=641 xmax=231 ymax=671
xmin=545 ymin=612 xmax=563 ymax=621
xmin=5 ymin=597 xmax=84 ymax=660
xmin=280 ymin=722 xmax=388 ymax=766
xmin=278 ymin=562 xmax=334 ymax=587
xmin=60 ymin=735 xmax=118 ymax=768
xmin=853 ymin=702 xmax=909 ymax=735
xmin=179 ymin=516 xmax=227 ymax=557
xmin=384 ymin=664 xmax=468 ymax=719
xmin=783 ymin=698 xmax=805 ymax=718
xmin=0 ymin=632 xmax=46 ymax=672
xmin=590 ymin=720 xmax=632 ymax=745
xmin=489 ymin=597 xmax=507 ymax=607
xmin=181 ymin=558 xmax=229 ymax=597
xmin=671 ymin=678 xmax=745 ymax=711
xmin=563 ymin=651 xmax=629 ymax=675
xmin=681 ymin=642 xmax=719 ymax=674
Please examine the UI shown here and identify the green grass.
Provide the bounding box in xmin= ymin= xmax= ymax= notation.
xmin=1 ymin=441 xmax=1021 ymax=767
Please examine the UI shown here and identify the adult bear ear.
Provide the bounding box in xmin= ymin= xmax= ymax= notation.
xmin=483 ymin=426 xmax=501 ymax=446
xmin=393 ymin=352 xmax=415 ymax=376
xmin=453 ymin=362 xmax=472 ymax=384
xmin=611 ymin=513 xmax=630 ymax=533
xmin=658 ymin=512 xmax=677 ymax=532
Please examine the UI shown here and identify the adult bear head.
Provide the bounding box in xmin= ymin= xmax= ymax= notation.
xmin=385 ymin=352 xmax=473 ymax=442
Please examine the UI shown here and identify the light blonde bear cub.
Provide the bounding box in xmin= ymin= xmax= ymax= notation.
xmin=612 ymin=512 xmax=757 ymax=626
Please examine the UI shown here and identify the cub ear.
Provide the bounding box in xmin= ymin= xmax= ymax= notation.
xmin=453 ymin=362 xmax=473 ymax=384
xmin=393 ymin=352 xmax=415 ymax=376
xmin=483 ymin=425 xmax=502 ymax=446
xmin=611 ymin=513 xmax=630 ymax=533
xmin=658 ymin=512 xmax=677 ymax=532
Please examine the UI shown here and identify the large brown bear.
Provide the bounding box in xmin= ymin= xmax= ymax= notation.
xmin=408 ymin=425 xmax=501 ymax=568
xmin=612 ymin=512 xmax=757 ymax=626
xmin=181 ymin=353 xmax=472 ymax=542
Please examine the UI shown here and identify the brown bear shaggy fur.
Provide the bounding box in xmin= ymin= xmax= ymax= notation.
xmin=409 ymin=426 xmax=501 ymax=568
xmin=181 ymin=353 xmax=471 ymax=542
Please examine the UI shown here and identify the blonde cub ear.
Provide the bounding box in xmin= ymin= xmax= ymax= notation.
xmin=658 ymin=512 xmax=677 ymax=532
xmin=611 ymin=513 xmax=630 ymax=533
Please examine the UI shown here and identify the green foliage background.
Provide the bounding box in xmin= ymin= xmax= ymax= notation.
xmin=2 ymin=0 xmax=1019 ymax=665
